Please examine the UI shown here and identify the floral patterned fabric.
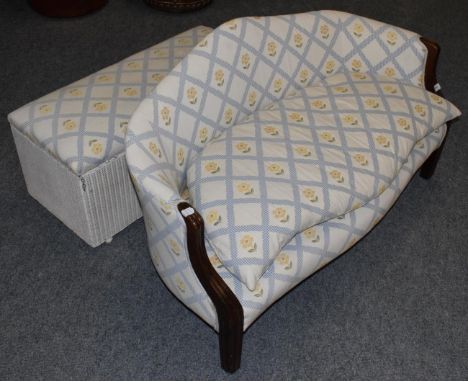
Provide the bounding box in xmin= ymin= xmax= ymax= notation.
xmin=125 ymin=11 xmax=460 ymax=330
xmin=186 ymin=71 xmax=460 ymax=290
xmin=8 ymin=26 xmax=212 ymax=175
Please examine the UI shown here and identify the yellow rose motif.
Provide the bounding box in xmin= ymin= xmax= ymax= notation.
xmin=39 ymin=104 xmax=51 ymax=114
xmin=383 ymin=85 xmax=397 ymax=94
xmin=352 ymin=72 xmax=367 ymax=80
xmin=169 ymin=239 xmax=181 ymax=255
xmin=93 ymin=102 xmax=107 ymax=112
xmin=320 ymin=132 xmax=335 ymax=143
xmin=365 ymin=98 xmax=380 ymax=108
xmin=353 ymin=153 xmax=368 ymax=166
xmin=417 ymin=141 xmax=425 ymax=149
xmin=149 ymin=142 xmax=161 ymax=157
xmin=303 ymin=188 xmax=318 ymax=202
xmin=418 ymin=74 xmax=424 ymax=87
xmin=397 ymin=118 xmax=410 ymax=130
xmin=289 ymin=112 xmax=304 ymax=123
xmin=311 ymin=100 xmax=326 ymax=109
xmin=127 ymin=61 xmax=140 ymax=69
xmin=152 ymin=73 xmax=164 ymax=83
xmin=343 ymin=115 xmax=358 ymax=126
xmin=294 ymin=32 xmax=304 ymax=48
xmin=186 ymin=86 xmax=198 ymax=104
xmin=177 ymin=147 xmax=185 ymax=166
xmin=248 ymin=91 xmax=257 ymax=107
xmin=320 ymin=24 xmax=330 ymax=39
xmin=89 ymin=139 xmax=103 ymax=155
xmin=63 ymin=119 xmax=76 ymax=131
xmin=384 ymin=67 xmax=396 ymax=78
xmin=214 ymin=69 xmax=224 ymax=86
xmin=161 ymin=106 xmax=171 ymax=125
xmin=430 ymin=94 xmax=444 ymax=104
xmin=267 ymin=163 xmax=284 ymax=175
xmin=240 ymin=234 xmax=256 ymax=252
xmin=272 ymin=207 xmax=289 ymax=223
xmin=198 ymin=39 xmax=208 ymax=48
xmin=199 ymin=127 xmax=209 ymax=143
xmin=378 ymin=184 xmax=387 ymax=195
xmin=226 ymin=19 xmax=237 ymax=30
xmin=334 ymin=86 xmax=349 ymax=93
xmin=69 ymin=88 xmax=82 ymax=97
xmin=353 ymin=22 xmax=364 ymax=37
xmin=276 ymin=253 xmax=292 ymax=270
xmin=177 ymin=37 xmax=190 ymax=45
xmin=264 ymin=126 xmax=279 ymax=136
xmin=119 ymin=121 xmax=128 ymax=135
xmin=304 ymin=227 xmax=320 ymax=242
xmin=160 ymin=199 xmax=172 ymax=215
xmin=224 ymin=108 xmax=233 ymax=124
xmin=299 ymin=69 xmax=309 ymax=83
xmin=206 ymin=210 xmax=221 ymax=226
xmin=153 ymin=49 xmax=168 ymax=58
xmin=204 ymin=161 xmax=220 ymax=174
xmin=267 ymin=41 xmax=277 ymax=57
xmin=351 ymin=59 xmax=362 ymax=72
xmin=376 ymin=135 xmax=391 ymax=148
xmin=241 ymin=53 xmax=251 ymax=69
xmin=96 ymin=74 xmax=111 ymax=82
xmin=236 ymin=182 xmax=253 ymax=195
xmin=253 ymin=283 xmax=263 ymax=297
xmin=123 ymin=87 xmax=138 ymax=97
xmin=414 ymin=104 xmax=426 ymax=117
xmin=209 ymin=255 xmax=223 ymax=268
xmin=295 ymin=146 xmax=311 ymax=157
xmin=175 ymin=277 xmax=185 ymax=293
xmin=386 ymin=31 xmax=398 ymax=46
xmin=236 ymin=142 xmax=251 ymax=153
xmin=330 ymin=170 xmax=344 ymax=183
xmin=273 ymin=78 xmax=283 ymax=93
xmin=325 ymin=60 xmax=336 ymax=74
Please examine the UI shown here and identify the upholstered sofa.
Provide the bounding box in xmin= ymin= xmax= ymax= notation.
xmin=125 ymin=10 xmax=460 ymax=371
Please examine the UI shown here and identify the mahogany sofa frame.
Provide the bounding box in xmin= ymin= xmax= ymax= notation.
xmin=178 ymin=37 xmax=447 ymax=373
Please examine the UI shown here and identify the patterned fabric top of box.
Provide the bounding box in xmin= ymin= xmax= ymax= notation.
xmin=8 ymin=26 xmax=212 ymax=176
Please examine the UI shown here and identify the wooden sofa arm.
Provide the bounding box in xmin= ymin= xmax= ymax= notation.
xmin=177 ymin=202 xmax=244 ymax=373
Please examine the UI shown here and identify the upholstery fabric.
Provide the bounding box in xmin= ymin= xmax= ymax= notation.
xmin=186 ymin=72 xmax=460 ymax=290
xmin=125 ymin=10 xmax=458 ymax=330
xmin=8 ymin=26 xmax=212 ymax=175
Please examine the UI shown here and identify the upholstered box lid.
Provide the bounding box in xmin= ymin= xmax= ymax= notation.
xmin=8 ymin=25 xmax=212 ymax=175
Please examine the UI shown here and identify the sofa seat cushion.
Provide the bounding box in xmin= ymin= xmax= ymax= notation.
xmin=8 ymin=26 xmax=211 ymax=175
xmin=187 ymin=71 xmax=460 ymax=290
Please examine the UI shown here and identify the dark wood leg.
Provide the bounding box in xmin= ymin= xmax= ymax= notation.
xmin=178 ymin=202 xmax=244 ymax=373
xmin=218 ymin=300 xmax=243 ymax=373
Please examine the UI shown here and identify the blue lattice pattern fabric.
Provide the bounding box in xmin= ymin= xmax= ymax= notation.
xmin=8 ymin=26 xmax=212 ymax=175
xmin=186 ymin=71 xmax=460 ymax=290
xmin=125 ymin=11 xmax=460 ymax=330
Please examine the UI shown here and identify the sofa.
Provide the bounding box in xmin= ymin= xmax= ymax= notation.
xmin=125 ymin=10 xmax=461 ymax=372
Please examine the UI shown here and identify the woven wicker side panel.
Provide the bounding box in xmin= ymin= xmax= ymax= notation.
xmin=11 ymin=125 xmax=91 ymax=242
xmin=82 ymin=154 xmax=142 ymax=246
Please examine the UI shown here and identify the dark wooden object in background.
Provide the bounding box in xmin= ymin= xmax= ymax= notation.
xmin=144 ymin=0 xmax=211 ymax=12
xmin=29 ymin=0 xmax=107 ymax=17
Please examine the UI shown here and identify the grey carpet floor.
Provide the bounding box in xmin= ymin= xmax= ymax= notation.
xmin=0 ymin=0 xmax=467 ymax=379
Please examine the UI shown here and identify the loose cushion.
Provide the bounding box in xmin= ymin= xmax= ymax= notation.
xmin=187 ymin=71 xmax=460 ymax=290
xmin=8 ymin=26 xmax=211 ymax=176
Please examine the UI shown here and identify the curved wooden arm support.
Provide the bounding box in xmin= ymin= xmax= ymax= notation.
xmin=419 ymin=36 xmax=450 ymax=179
xmin=177 ymin=202 xmax=244 ymax=373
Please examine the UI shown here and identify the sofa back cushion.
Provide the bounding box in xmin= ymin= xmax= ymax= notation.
xmin=132 ymin=10 xmax=428 ymax=191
